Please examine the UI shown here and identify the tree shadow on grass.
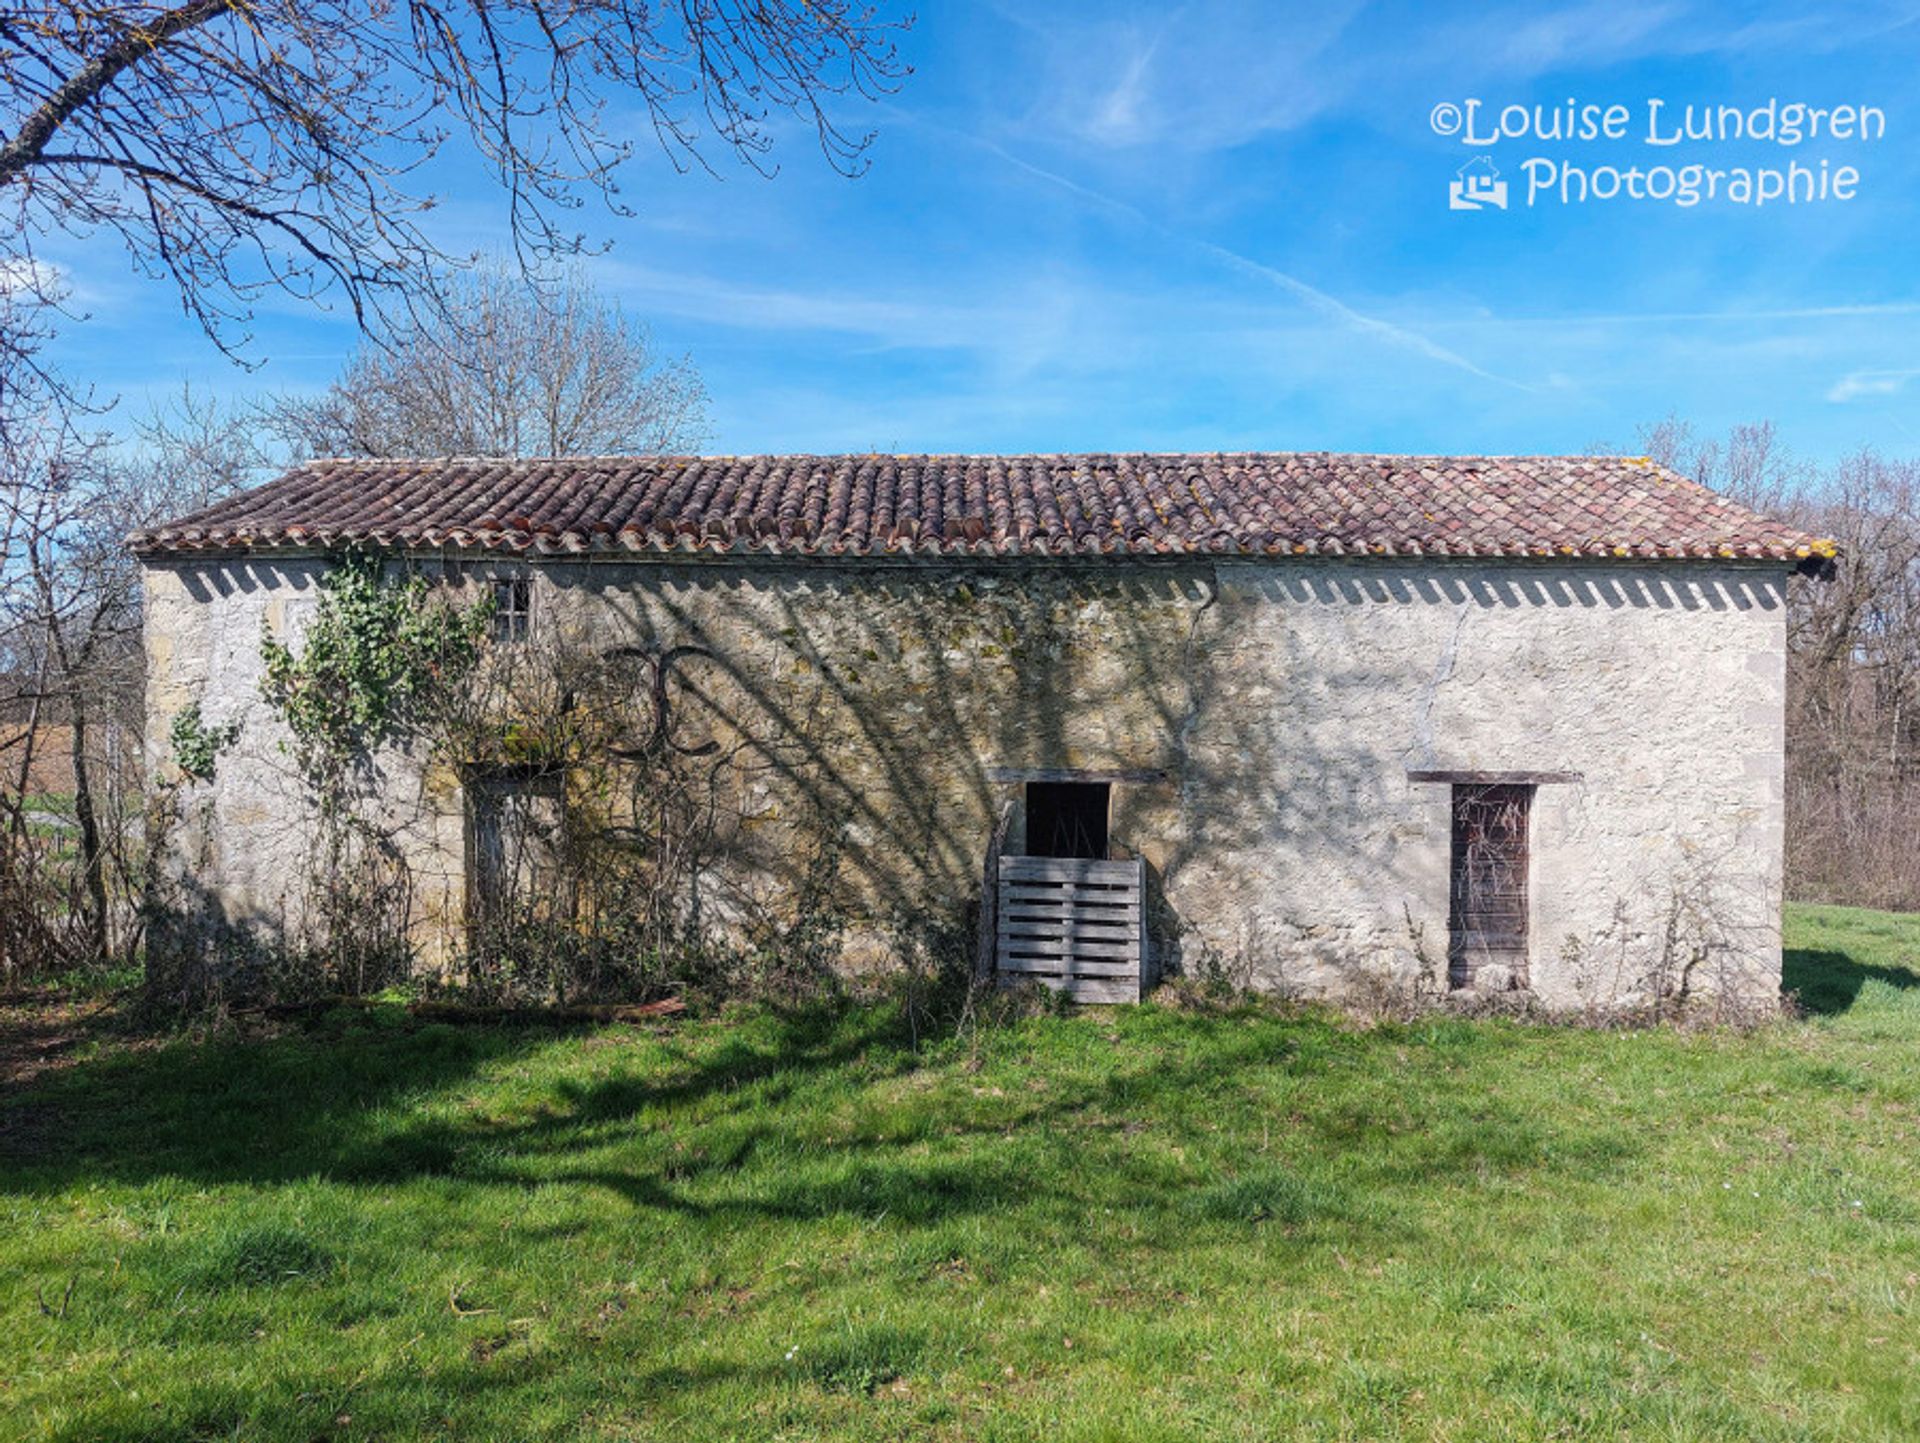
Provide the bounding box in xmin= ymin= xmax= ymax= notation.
xmin=2 ymin=1001 xmax=1687 ymax=1441
xmin=1784 ymin=947 xmax=1920 ymax=1016
xmin=0 ymin=989 xmax=1672 ymax=1322
xmin=43 ymin=1334 xmax=814 ymax=1443
xmin=0 ymin=996 xmax=1605 ymax=1232
xmin=0 ymin=1002 xmax=906 ymax=1195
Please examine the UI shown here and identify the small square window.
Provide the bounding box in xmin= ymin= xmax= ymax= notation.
xmin=492 ymin=577 xmax=531 ymax=643
xmin=1025 ymin=781 xmax=1110 ymax=860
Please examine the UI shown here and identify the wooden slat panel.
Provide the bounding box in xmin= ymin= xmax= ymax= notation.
xmin=999 ymin=898 xmax=1138 ymax=918
xmin=1001 ymin=896 xmax=1138 ymax=915
xmin=999 ymin=921 xmax=1141 ymax=941
xmin=999 ymin=856 xmax=1139 ymax=883
xmin=1410 ymin=769 xmax=1580 ymax=785
xmin=1455 ymin=930 xmax=1527 ymax=950
xmin=998 ymin=936 xmax=1128 ymax=959
xmin=1000 ymin=880 xmax=1139 ymax=897
xmin=995 ymin=956 xmax=1142 ymax=978
xmin=1002 ymin=892 xmax=1138 ymax=906
xmin=998 ymin=937 xmax=1140 ymax=961
xmin=986 ymin=766 xmax=1170 ymax=785
xmin=999 ymin=921 xmax=1140 ymax=945
xmin=1000 ymin=902 xmax=1138 ymax=923
xmin=994 ymin=854 xmax=1145 ymax=1004
xmin=1059 ymin=978 xmax=1141 ymax=1004
xmin=1002 ymin=911 xmax=1137 ymax=927
xmin=1001 ymin=974 xmax=1140 ymax=1004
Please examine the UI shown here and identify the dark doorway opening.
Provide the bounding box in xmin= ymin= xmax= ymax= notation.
xmin=1025 ymin=781 xmax=1110 ymax=859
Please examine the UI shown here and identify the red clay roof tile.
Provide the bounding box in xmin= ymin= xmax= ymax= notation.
xmin=128 ymin=453 xmax=1835 ymax=563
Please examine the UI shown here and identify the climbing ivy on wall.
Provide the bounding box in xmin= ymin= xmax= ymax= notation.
xmin=168 ymin=703 xmax=240 ymax=782
xmin=259 ymin=553 xmax=492 ymax=790
xmin=241 ymin=553 xmax=497 ymax=998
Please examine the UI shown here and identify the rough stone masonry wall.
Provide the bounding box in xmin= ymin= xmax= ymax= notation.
xmin=142 ymin=553 xmax=1789 ymax=1009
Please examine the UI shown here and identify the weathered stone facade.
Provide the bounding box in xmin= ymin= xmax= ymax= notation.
xmin=143 ymin=551 xmax=1790 ymax=1010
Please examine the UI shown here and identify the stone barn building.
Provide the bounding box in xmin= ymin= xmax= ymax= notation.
xmin=132 ymin=453 xmax=1831 ymax=1010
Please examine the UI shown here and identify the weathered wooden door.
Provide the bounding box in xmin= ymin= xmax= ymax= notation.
xmin=466 ymin=769 xmax=565 ymax=939
xmin=1447 ymin=783 xmax=1532 ymax=988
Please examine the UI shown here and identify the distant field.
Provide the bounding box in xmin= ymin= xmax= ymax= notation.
xmin=2 ymin=905 xmax=1917 ymax=1441
xmin=0 ymin=727 xmax=77 ymax=795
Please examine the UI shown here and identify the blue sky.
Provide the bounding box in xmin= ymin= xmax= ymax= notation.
xmin=44 ymin=0 xmax=1920 ymax=463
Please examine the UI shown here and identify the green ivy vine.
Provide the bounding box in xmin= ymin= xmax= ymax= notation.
xmin=259 ymin=553 xmax=493 ymax=794
xmin=168 ymin=703 xmax=240 ymax=782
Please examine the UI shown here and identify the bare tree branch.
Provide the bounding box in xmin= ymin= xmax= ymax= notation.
xmin=0 ymin=1 xmax=911 ymax=359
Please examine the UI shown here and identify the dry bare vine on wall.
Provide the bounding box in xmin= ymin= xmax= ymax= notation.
xmin=1553 ymin=839 xmax=1781 ymax=1027
xmin=431 ymin=627 xmax=863 ymax=1008
xmin=177 ymin=558 xmax=872 ymax=1009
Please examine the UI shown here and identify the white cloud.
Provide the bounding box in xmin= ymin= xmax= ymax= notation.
xmin=1002 ymin=0 xmax=1362 ymax=152
xmin=1082 ymin=31 xmax=1160 ymax=146
xmin=0 ymin=257 xmax=67 ymax=298
xmin=938 ymin=123 xmax=1533 ymax=390
xmin=1827 ymin=368 xmax=1920 ymax=403
xmin=993 ymin=0 xmax=1920 ymax=156
xmin=1484 ymin=1 xmax=1681 ymax=72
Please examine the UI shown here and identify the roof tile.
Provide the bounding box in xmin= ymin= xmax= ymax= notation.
xmin=128 ymin=453 xmax=1836 ymax=563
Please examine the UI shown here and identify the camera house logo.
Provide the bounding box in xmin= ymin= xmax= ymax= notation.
xmin=1449 ymin=156 xmax=1507 ymax=211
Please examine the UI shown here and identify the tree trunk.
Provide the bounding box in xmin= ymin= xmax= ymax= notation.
xmin=67 ymin=706 xmax=110 ymax=960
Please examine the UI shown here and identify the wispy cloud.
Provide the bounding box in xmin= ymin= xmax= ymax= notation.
xmin=1432 ymin=301 xmax=1920 ymax=330
xmin=593 ymin=259 xmax=979 ymax=343
xmin=996 ymin=0 xmax=1362 ymax=151
xmin=1083 ymin=28 xmax=1163 ymax=145
xmin=1482 ymin=0 xmax=1681 ymax=71
xmin=1827 ymin=367 xmax=1920 ymax=402
xmin=993 ymin=0 xmax=1920 ymax=156
xmin=589 ymin=254 xmax=1152 ymax=388
xmin=944 ymin=123 xmax=1534 ymax=390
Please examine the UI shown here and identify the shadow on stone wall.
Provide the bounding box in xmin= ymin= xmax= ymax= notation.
xmin=150 ymin=555 xmax=1788 ymax=1002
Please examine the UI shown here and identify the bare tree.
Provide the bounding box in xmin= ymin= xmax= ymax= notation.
xmin=1633 ymin=414 xmax=1795 ymax=514
xmin=1778 ymin=452 xmax=1920 ymax=908
xmin=0 ymin=387 xmax=262 ymax=978
xmin=266 ymin=263 xmax=709 ymax=458
xmin=0 ymin=2 xmax=910 ymax=362
xmin=1630 ymin=416 xmax=1920 ymax=909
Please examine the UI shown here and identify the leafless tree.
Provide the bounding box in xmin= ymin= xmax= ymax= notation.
xmin=0 ymin=2 xmax=910 ymax=364
xmin=1634 ymin=416 xmax=1920 ymax=908
xmin=1777 ymin=452 xmax=1920 ymax=907
xmin=0 ymin=387 xmax=261 ymax=978
xmin=265 ymin=262 xmax=709 ymax=458
xmin=1634 ymin=413 xmax=1796 ymax=514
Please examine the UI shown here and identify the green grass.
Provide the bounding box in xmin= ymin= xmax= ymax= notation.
xmin=3 ymin=905 xmax=1918 ymax=1441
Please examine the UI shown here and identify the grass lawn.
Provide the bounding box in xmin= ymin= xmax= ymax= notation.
xmin=2 ymin=905 xmax=1917 ymax=1442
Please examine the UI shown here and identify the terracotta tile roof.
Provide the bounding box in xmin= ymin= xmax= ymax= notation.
xmin=128 ymin=453 xmax=1836 ymax=563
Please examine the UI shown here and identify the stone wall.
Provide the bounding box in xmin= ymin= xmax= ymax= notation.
xmin=142 ymin=552 xmax=1790 ymax=1009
